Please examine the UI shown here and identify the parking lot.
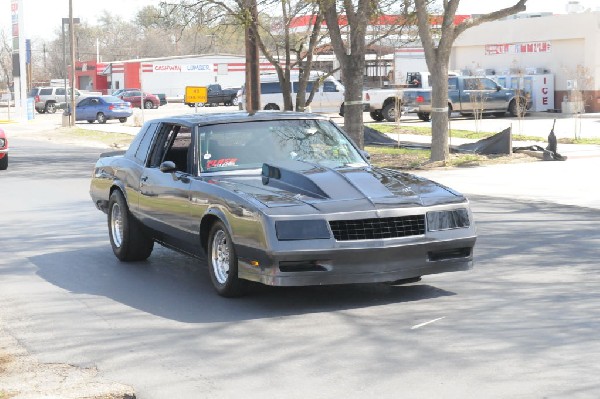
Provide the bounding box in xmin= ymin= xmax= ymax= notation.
xmin=3 ymin=101 xmax=598 ymax=142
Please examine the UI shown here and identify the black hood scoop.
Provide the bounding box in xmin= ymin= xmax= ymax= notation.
xmin=261 ymin=162 xmax=329 ymax=199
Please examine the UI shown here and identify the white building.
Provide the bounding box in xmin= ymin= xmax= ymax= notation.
xmin=78 ymin=54 xmax=280 ymax=100
xmin=451 ymin=11 xmax=600 ymax=112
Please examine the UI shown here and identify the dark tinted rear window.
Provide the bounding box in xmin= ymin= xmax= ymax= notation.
xmin=39 ymin=88 xmax=53 ymax=95
xmin=292 ymin=81 xmax=315 ymax=93
xmin=261 ymin=82 xmax=282 ymax=94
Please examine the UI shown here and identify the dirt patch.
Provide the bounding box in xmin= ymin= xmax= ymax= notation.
xmin=369 ymin=150 xmax=538 ymax=170
xmin=0 ymin=327 xmax=135 ymax=398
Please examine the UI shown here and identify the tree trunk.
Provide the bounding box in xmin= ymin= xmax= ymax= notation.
xmin=414 ymin=0 xmax=528 ymax=162
xmin=343 ymin=58 xmax=365 ymax=148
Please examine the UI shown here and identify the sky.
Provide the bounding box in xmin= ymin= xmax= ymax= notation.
xmin=2 ymin=0 xmax=599 ymax=40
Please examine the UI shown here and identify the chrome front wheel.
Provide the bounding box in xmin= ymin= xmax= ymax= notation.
xmin=207 ymin=221 xmax=246 ymax=297
xmin=211 ymin=230 xmax=230 ymax=284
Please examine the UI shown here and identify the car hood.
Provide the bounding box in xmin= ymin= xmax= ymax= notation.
xmin=205 ymin=160 xmax=466 ymax=212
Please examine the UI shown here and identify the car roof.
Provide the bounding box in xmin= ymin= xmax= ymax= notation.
xmin=144 ymin=111 xmax=331 ymax=127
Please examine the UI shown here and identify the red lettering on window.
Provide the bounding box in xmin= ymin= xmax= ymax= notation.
xmin=206 ymin=158 xmax=238 ymax=168
xmin=542 ymin=88 xmax=548 ymax=95
xmin=542 ymin=98 xmax=548 ymax=105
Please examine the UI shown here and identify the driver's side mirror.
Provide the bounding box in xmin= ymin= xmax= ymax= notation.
xmin=360 ymin=150 xmax=371 ymax=161
xmin=159 ymin=161 xmax=177 ymax=173
xmin=496 ymin=85 xmax=502 ymax=92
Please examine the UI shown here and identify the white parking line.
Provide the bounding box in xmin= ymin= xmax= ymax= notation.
xmin=411 ymin=316 xmax=446 ymax=330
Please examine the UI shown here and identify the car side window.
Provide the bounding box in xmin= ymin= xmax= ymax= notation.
xmin=163 ymin=126 xmax=192 ymax=174
xmin=482 ymin=78 xmax=498 ymax=90
xmin=78 ymin=98 xmax=90 ymax=106
xmin=144 ymin=124 xmax=192 ymax=173
xmin=133 ymin=123 xmax=158 ymax=164
xmin=292 ymin=81 xmax=314 ymax=93
xmin=448 ymin=77 xmax=458 ymax=90
xmin=323 ymin=81 xmax=338 ymax=92
xmin=261 ymin=82 xmax=282 ymax=94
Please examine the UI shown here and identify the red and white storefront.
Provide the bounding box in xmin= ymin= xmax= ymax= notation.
xmin=74 ymin=54 xmax=279 ymax=99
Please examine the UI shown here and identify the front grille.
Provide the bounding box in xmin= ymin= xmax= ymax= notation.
xmin=329 ymin=215 xmax=425 ymax=241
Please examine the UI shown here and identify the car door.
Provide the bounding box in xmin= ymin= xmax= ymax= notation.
xmin=461 ymin=78 xmax=502 ymax=112
xmin=319 ymin=79 xmax=344 ymax=113
xmin=138 ymin=123 xmax=195 ymax=246
xmin=76 ymin=98 xmax=91 ymax=120
xmin=480 ymin=77 xmax=508 ymax=110
xmin=124 ymin=91 xmax=141 ymax=107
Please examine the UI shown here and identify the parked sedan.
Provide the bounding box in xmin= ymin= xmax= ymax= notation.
xmin=76 ymin=96 xmax=133 ymax=124
xmin=118 ymin=90 xmax=160 ymax=109
xmin=90 ymin=112 xmax=476 ymax=297
xmin=0 ymin=128 xmax=8 ymax=170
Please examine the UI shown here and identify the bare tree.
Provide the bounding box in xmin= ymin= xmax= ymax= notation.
xmin=414 ymin=0 xmax=527 ymax=162
xmin=0 ymin=31 xmax=12 ymax=90
xmin=159 ymin=0 xmax=332 ymax=112
xmin=318 ymin=0 xmax=413 ymax=148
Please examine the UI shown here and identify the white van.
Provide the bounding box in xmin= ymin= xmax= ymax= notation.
xmin=239 ymin=71 xmax=345 ymax=114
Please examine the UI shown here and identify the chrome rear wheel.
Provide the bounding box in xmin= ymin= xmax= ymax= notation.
xmin=110 ymin=201 xmax=124 ymax=248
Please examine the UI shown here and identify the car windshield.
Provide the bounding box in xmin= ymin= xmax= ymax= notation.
xmin=198 ymin=119 xmax=367 ymax=172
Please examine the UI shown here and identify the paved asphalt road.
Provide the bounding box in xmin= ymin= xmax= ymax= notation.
xmin=1 ymin=129 xmax=599 ymax=398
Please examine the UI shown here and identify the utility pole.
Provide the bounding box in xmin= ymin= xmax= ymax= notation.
xmin=244 ymin=0 xmax=260 ymax=112
xmin=69 ymin=0 xmax=77 ymax=126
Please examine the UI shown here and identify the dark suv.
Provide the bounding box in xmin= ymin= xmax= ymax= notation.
xmin=29 ymin=86 xmax=81 ymax=114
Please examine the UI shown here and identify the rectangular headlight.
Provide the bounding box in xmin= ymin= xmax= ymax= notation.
xmin=275 ymin=220 xmax=331 ymax=240
xmin=427 ymin=209 xmax=470 ymax=232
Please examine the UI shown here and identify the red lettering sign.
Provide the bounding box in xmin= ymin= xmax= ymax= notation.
xmin=206 ymin=158 xmax=238 ymax=168
xmin=543 ymin=98 xmax=548 ymax=105
xmin=542 ymin=88 xmax=548 ymax=95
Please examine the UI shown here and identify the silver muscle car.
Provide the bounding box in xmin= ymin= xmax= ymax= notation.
xmin=90 ymin=112 xmax=476 ymax=297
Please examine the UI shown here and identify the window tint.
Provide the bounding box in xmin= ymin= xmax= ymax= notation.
xmin=40 ymin=88 xmax=53 ymax=95
xmin=148 ymin=124 xmax=179 ymax=167
xmin=163 ymin=127 xmax=192 ymax=173
xmin=292 ymin=81 xmax=315 ymax=93
xmin=323 ymin=81 xmax=338 ymax=92
xmin=78 ymin=98 xmax=91 ymax=106
xmin=481 ymin=78 xmax=498 ymax=90
xmin=133 ymin=123 xmax=158 ymax=164
xmin=464 ymin=79 xmax=477 ymax=90
xmin=55 ymin=88 xmax=65 ymax=95
xmin=198 ymin=119 xmax=367 ymax=172
xmin=448 ymin=77 xmax=458 ymax=90
xmin=261 ymin=82 xmax=282 ymax=94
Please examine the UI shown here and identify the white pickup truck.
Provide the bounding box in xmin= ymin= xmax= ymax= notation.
xmin=363 ymin=72 xmax=430 ymax=122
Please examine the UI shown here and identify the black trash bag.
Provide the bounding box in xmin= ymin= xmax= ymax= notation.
xmin=455 ymin=128 xmax=512 ymax=155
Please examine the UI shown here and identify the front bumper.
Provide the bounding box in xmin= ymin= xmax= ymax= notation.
xmin=237 ymin=235 xmax=476 ymax=286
